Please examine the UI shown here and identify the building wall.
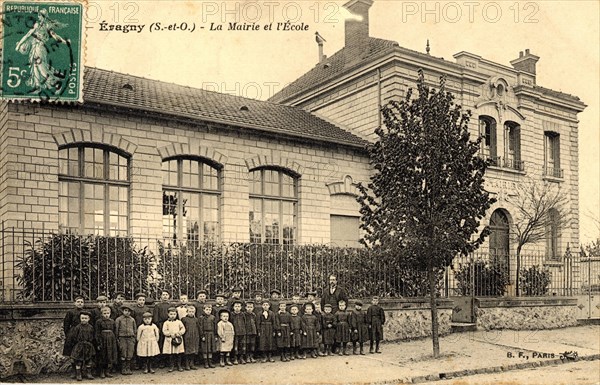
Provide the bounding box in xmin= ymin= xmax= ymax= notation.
xmin=290 ymin=56 xmax=581 ymax=259
xmin=0 ymin=103 xmax=371 ymax=246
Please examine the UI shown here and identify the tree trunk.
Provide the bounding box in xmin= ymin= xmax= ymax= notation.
xmin=429 ymin=266 xmax=440 ymax=358
xmin=515 ymin=245 xmax=522 ymax=296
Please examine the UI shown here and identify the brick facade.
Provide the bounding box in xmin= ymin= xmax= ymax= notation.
xmin=0 ymin=102 xmax=371 ymax=244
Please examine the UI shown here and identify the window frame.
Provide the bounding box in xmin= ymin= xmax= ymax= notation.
xmin=161 ymin=157 xmax=222 ymax=244
xmin=58 ymin=144 xmax=130 ymax=236
xmin=249 ymin=167 xmax=299 ymax=245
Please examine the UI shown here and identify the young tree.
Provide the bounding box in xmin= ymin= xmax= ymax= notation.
xmin=505 ymin=177 xmax=569 ymax=294
xmin=357 ymin=70 xmax=495 ymax=357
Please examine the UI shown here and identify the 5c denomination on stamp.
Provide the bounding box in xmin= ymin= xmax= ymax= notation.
xmin=1 ymin=1 xmax=85 ymax=102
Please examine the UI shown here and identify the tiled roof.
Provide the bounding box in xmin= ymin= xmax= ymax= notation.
xmin=532 ymin=85 xmax=583 ymax=104
xmin=269 ymin=37 xmax=399 ymax=103
xmin=82 ymin=67 xmax=367 ymax=148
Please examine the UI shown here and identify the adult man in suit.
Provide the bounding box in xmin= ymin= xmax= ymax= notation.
xmin=320 ymin=275 xmax=348 ymax=314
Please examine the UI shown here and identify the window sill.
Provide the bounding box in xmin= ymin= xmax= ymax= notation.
xmin=487 ymin=166 xmax=526 ymax=176
xmin=542 ymin=175 xmax=564 ymax=183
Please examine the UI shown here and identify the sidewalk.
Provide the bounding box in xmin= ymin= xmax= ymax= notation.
xmin=19 ymin=325 xmax=600 ymax=384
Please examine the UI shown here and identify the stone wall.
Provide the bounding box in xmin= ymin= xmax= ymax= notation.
xmin=475 ymin=297 xmax=578 ymax=331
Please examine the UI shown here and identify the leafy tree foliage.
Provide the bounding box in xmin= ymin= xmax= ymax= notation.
xmin=357 ymin=70 xmax=495 ymax=356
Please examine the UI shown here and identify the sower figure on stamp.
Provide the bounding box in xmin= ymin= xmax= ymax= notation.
xmin=15 ymin=8 xmax=70 ymax=94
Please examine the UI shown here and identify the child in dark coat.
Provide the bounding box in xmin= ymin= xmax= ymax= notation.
xmin=181 ymin=305 xmax=201 ymax=370
xmin=257 ymin=300 xmax=276 ymax=363
xmin=275 ymin=302 xmax=291 ymax=362
xmin=367 ymin=296 xmax=386 ymax=353
xmin=115 ymin=305 xmax=137 ymax=374
xmin=302 ymin=302 xmax=321 ymax=358
xmin=245 ymin=301 xmax=258 ymax=363
xmin=200 ymin=303 xmax=217 ymax=368
xmin=63 ymin=295 xmax=85 ymax=378
xmin=351 ymin=301 xmax=369 ymax=355
xmin=321 ymin=303 xmax=336 ymax=356
xmin=70 ymin=311 xmax=96 ymax=381
xmin=335 ymin=300 xmax=352 ymax=355
xmin=289 ymin=304 xmax=306 ymax=359
xmin=95 ymin=306 xmax=118 ymax=378
xmin=230 ymin=300 xmax=247 ymax=364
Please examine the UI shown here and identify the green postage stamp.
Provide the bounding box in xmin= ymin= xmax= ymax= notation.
xmin=1 ymin=1 xmax=85 ymax=102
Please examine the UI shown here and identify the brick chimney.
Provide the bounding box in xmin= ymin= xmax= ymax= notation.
xmin=344 ymin=0 xmax=373 ymax=47
xmin=510 ymin=49 xmax=540 ymax=75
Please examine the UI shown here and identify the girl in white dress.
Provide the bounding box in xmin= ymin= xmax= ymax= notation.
xmin=136 ymin=312 xmax=160 ymax=374
xmin=162 ymin=307 xmax=186 ymax=372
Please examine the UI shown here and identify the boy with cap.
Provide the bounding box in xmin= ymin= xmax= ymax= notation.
xmin=367 ymin=296 xmax=385 ymax=354
xmin=136 ymin=312 xmax=160 ymax=374
xmin=132 ymin=292 xmax=150 ymax=330
xmin=244 ymin=301 xmax=258 ymax=363
xmin=269 ymin=289 xmax=281 ymax=315
xmin=91 ymin=295 xmax=109 ymax=327
xmin=110 ymin=292 xmax=126 ymax=320
xmin=230 ymin=300 xmax=247 ymax=364
xmin=115 ymin=304 xmax=137 ymax=374
xmin=275 ymin=301 xmax=291 ymax=361
xmin=63 ymin=295 xmax=85 ymax=378
xmin=153 ymin=290 xmax=173 ymax=367
xmin=227 ymin=286 xmax=244 ymax=310
xmin=194 ymin=290 xmax=214 ymax=316
xmin=213 ymin=293 xmax=228 ymax=317
xmin=351 ymin=301 xmax=369 ymax=355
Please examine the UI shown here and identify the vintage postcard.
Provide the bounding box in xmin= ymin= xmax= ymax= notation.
xmin=0 ymin=0 xmax=598 ymax=384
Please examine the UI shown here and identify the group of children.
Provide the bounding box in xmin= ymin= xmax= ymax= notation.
xmin=62 ymin=288 xmax=386 ymax=380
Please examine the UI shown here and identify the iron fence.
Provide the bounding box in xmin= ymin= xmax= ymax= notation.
xmin=0 ymin=225 xmax=590 ymax=303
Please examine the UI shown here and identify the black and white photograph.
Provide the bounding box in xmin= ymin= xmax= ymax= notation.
xmin=0 ymin=1 xmax=599 ymax=384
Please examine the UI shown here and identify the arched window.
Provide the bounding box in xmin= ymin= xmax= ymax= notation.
xmin=479 ymin=116 xmax=498 ymax=166
xmin=59 ymin=145 xmax=130 ymax=235
xmin=489 ymin=209 xmax=510 ymax=270
xmin=249 ymin=168 xmax=298 ymax=244
xmin=546 ymin=208 xmax=561 ymax=260
xmin=162 ymin=157 xmax=221 ymax=244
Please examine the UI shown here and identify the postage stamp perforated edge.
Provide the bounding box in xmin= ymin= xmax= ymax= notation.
xmin=0 ymin=0 xmax=87 ymax=104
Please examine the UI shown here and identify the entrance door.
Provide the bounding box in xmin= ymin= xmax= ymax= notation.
xmin=489 ymin=209 xmax=510 ymax=273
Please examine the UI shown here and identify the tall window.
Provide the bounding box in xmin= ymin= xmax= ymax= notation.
xmin=162 ymin=158 xmax=220 ymax=244
xmin=505 ymin=121 xmax=522 ymax=171
xmin=479 ymin=116 xmax=498 ymax=166
xmin=546 ymin=208 xmax=560 ymax=260
xmin=544 ymin=131 xmax=561 ymax=178
xmin=249 ymin=168 xmax=298 ymax=244
xmin=59 ymin=146 xmax=129 ymax=235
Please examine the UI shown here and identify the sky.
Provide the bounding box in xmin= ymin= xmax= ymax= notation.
xmin=83 ymin=0 xmax=599 ymax=243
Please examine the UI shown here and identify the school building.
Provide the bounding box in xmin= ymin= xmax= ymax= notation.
xmin=0 ymin=0 xmax=587 ymax=299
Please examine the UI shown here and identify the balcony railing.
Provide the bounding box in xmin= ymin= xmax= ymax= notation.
xmin=503 ymin=158 xmax=525 ymax=172
xmin=543 ymin=166 xmax=564 ymax=179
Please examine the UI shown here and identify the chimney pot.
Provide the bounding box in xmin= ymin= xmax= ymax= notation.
xmin=343 ymin=0 xmax=373 ymax=47
xmin=525 ymin=48 xmax=530 ymax=55
xmin=519 ymin=51 xmax=524 ymax=57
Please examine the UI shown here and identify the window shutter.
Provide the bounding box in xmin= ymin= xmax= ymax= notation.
xmin=489 ymin=120 xmax=497 ymax=161
xmin=513 ymin=125 xmax=521 ymax=167
xmin=553 ymin=134 xmax=561 ymax=172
